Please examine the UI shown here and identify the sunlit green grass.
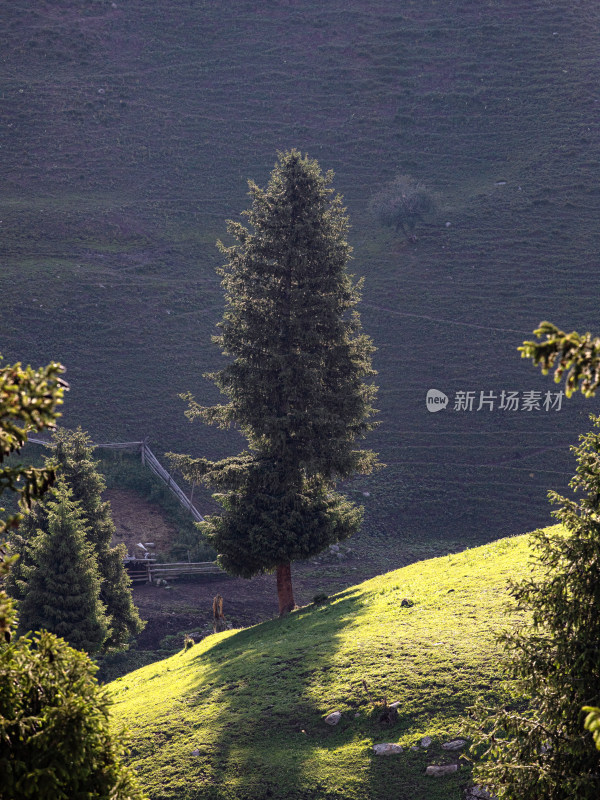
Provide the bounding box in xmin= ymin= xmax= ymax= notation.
xmin=110 ymin=528 xmax=552 ymax=800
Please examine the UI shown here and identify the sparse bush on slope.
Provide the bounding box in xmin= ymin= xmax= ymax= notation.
xmin=368 ymin=175 xmax=434 ymax=241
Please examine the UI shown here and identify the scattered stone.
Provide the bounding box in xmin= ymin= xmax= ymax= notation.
xmin=336 ymin=552 xmax=344 ymax=559
xmin=324 ymin=711 xmax=341 ymax=726
xmin=411 ymin=745 xmax=420 ymax=751
xmin=362 ymin=491 xmax=370 ymax=497
xmin=373 ymin=743 xmax=403 ymax=755
xmin=329 ymin=544 xmax=340 ymax=552
xmin=442 ymin=739 xmax=467 ymax=751
xmin=354 ymin=712 xmax=360 ymax=718
xmin=445 ymin=221 xmax=452 ymax=227
xmin=400 ymin=598 xmax=414 ymax=608
xmin=191 ymin=749 xmax=200 ymax=756
xmin=420 ymin=736 xmax=432 ymax=748
xmin=426 ymin=764 xmax=458 ymax=776
xmin=465 ymin=786 xmax=497 ymax=800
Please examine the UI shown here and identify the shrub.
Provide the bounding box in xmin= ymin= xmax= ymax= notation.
xmin=0 ymin=629 xmax=147 ymax=800
xmin=368 ymin=174 xmax=434 ymax=240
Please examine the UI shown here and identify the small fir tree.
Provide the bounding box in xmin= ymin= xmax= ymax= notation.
xmin=50 ymin=427 xmax=143 ymax=648
xmin=169 ymin=150 xmax=379 ymax=615
xmin=467 ymin=415 xmax=600 ymax=799
xmin=18 ymin=480 xmax=109 ymax=655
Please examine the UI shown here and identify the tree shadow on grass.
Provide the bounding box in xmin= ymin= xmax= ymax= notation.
xmin=126 ymin=588 xmax=466 ymax=800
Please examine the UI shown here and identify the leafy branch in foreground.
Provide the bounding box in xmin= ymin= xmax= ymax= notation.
xmin=583 ymin=707 xmax=600 ymax=751
xmin=465 ymin=415 xmax=600 ymax=799
xmin=519 ymin=321 xmax=600 ymax=397
xmin=0 ymin=356 xmax=67 ymax=536
xmin=0 ymin=354 xmax=147 ymax=799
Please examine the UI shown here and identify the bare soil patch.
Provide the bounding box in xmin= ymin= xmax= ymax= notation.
xmin=104 ymin=488 xmax=177 ymax=557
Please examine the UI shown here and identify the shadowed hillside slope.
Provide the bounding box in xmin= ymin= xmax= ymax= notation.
xmin=2 ymin=1 xmax=598 ymax=546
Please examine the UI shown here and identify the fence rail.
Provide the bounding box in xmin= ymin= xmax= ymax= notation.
xmin=148 ymin=561 xmax=222 ymax=581
xmin=28 ymin=437 xmax=205 ymax=523
xmin=124 ymin=559 xmax=222 ymax=583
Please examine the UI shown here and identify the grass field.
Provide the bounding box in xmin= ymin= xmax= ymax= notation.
xmin=2 ymin=0 xmax=599 ymax=549
xmin=109 ymin=528 xmax=550 ymax=800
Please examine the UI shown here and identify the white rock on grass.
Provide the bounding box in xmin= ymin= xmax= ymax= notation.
xmin=191 ymin=749 xmax=200 ymax=756
xmin=442 ymin=739 xmax=467 ymax=751
xmin=426 ymin=764 xmax=458 ymax=776
xmin=373 ymin=743 xmax=403 ymax=755
xmin=389 ymin=701 xmax=401 ymax=709
xmin=324 ymin=711 xmax=341 ymax=725
xmin=420 ymin=736 xmax=432 ymax=748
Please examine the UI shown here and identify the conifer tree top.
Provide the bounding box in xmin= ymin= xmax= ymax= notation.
xmin=181 ymin=148 xmax=378 ymax=481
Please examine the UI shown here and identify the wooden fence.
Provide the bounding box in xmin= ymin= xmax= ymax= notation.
xmin=28 ymin=437 xmax=205 ymax=523
xmin=148 ymin=561 xmax=222 ymax=581
xmin=124 ymin=558 xmax=222 ymax=583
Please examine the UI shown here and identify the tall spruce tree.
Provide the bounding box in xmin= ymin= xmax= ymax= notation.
xmin=9 ymin=428 xmax=144 ymax=649
xmin=169 ymin=150 xmax=378 ymax=614
xmin=18 ymin=480 xmax=109 ymax=655
xmin=467 ymin=415 xmax=600 ymax=799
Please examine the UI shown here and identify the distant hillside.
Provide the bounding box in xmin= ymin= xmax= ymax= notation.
xmin=109 ymin=528 xmax=549 ymax=800
xmin=2 ymin=0 xmax=598 ymax=547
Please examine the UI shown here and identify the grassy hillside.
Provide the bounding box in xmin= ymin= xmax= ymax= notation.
xmin=2 ymin=0 xmax=598 ymax=549
xmin=109 ymin=528 xmax=550 ymax=800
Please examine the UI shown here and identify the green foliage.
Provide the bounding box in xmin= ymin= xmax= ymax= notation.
xmin=17 ymin=480 xmax=109 ymax=655
xmin=520 ymin=321 xmax=600 ymax=397
xmin=0 ymin=629 xmax=148 ymax=800
xmin=466 ymin=417 xmax=600 ymax=799
xmin=169 ymin=150 xmax=379 ymax=610
xmin=367 ymin=174 xmax=434 ymax=240
xmin=0 ymin=355 xmax=147 ymax=799
xmin=37 ymin=428 xmax=144 ymax=649
xmin=583 ymin=707 xmax=600 ymax=751
xmin=0 ymin=355 xmax=67 ymax=537
xmin=0 ymin=354 xmax=65 ymax=644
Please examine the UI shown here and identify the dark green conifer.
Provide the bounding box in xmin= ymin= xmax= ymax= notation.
xmin=467 ymin=415 xmax=600 ymax=799
xmin=9 ymin=428 xmax=144 ymax=649
xmin=51 ymin=427 xmax=144 ymax=648
xmin=170 ymin=150 xmax=379 ymax=614
xmin=18 ymin=480 xmax=109 ymax=655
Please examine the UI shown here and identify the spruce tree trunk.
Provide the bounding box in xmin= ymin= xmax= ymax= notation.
xmin=276 ymin=562 xmax=295 ymax=616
